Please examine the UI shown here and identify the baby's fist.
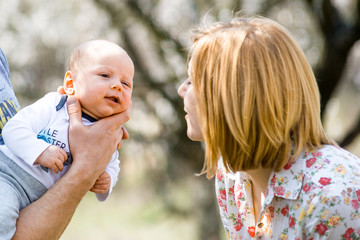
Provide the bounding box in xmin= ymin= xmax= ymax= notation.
xmin=35 ymin=145 xmax=67 ymax=173
xmin=90 ymin=171 xmax=111 ymax=194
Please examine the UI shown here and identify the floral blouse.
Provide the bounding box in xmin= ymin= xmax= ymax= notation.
xmin=215 ymin=145 xmax=360 ymax=239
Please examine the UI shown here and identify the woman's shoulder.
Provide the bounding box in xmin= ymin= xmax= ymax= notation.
xmin=293 ymin=145 xmax=360 ymax=236
xmin=301 ymin=144 xmax=358 ymax=170
xmin=300 ymin=144 xmax=360 ymax=194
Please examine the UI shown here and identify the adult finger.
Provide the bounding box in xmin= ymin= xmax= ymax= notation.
xmin=117 ymin=140 xmax=123 ymax=150
xmin=97 ymin=102 xmax=132 ymax=130
xmin=122 ymin=126 xmax=129 ymax=140
xmin=66 ymin=95 xmax=82 ymax=127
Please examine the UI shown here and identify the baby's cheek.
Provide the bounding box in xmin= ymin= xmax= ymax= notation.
xmin=122 ymin=94 xmax=132 ymax=109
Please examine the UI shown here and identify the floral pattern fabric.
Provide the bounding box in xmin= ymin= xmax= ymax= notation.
xmin=215 ymin=145 xmax=360 ymax=239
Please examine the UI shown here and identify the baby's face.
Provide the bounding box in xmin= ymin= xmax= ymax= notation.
xmin=72 ymin=45 xmax=134 ymax=120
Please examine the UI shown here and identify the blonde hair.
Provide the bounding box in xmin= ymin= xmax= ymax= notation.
xmin=189 ymin=17 xmax=335 ymax=178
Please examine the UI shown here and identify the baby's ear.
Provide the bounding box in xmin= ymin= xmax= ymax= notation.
xmin=63 ymin=71 xmax=75 ymax=95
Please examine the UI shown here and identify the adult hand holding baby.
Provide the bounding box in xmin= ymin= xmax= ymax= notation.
xmin=64 ymin=93 xmax=131 ymax=183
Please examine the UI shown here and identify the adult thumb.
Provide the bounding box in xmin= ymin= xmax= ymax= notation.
xmin=66 ymin=95 xmax=82 ymax=125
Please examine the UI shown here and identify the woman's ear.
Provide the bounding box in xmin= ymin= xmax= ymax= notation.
xmin=63 ymin=71 xmax=75 ymax=95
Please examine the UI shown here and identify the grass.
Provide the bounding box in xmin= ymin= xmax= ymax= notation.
xmin=61 ymin=188 xmax=198 ymax=240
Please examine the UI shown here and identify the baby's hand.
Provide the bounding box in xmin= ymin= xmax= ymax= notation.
xmin=90 ymin=171 xmax=111 ymax=194
xmin=35 ymin=145 xmax=68 ymax=173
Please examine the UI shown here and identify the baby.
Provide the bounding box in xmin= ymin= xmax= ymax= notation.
xmin=0 ymin=39 xmax=133 ymax=206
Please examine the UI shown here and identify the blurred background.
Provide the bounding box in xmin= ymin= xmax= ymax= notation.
xmin=1 ymin=0 xmax=360 ymax=239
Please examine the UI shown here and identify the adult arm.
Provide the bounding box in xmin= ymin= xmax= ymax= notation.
xmin=12 ymin=96 xmax=130 ymax=240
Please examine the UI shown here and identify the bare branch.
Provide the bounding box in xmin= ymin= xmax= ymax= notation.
xmin=339 ymin=115 xmax=360 ymax=147
xmin=125 ymin=0 xmax=186 ymax=54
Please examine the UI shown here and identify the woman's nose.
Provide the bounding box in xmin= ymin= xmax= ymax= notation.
xmin=177 ymin=81 xmax=187 ymax=98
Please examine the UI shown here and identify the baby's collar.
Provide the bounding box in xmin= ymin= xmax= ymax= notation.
xmin=55 ymin=94 xmax=97 ymax=122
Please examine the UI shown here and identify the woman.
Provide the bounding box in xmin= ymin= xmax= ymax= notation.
xmin=178 ymin=17 xmax=360 ymax=239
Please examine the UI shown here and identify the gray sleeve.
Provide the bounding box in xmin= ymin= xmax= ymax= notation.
xmin=0 ymin=47 xmax=21 ymax=144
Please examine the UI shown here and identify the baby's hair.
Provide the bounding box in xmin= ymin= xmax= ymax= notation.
xmin=66 ymin=40 xmax=97 ymax=74
xmin=67 ymin=39 xmax=121 ymax=73
xmin=67 ymin=45 xmax=82 ymax=73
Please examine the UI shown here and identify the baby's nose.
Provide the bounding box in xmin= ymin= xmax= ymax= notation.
xmin=111 ymin=83 xmax=122 ymax=92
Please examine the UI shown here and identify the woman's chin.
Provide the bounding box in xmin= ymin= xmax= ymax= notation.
xmin=187 ymin=130 xmax=204 ymax=142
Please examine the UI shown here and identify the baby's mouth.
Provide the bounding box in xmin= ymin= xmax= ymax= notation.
xmin=106 ymin=96 xmax=120 ymax=103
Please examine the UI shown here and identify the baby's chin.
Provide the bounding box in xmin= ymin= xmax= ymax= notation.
xmin=81 ymin=110 xmax=112 ymax=120
xmin=83 ymin=103 xmax=130 ymax=119
xmin=99 ymin=108 xmax=129 ymax=119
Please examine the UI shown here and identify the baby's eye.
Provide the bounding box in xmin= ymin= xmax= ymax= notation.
xmin=100 ymin=73 xmax=110 ymax=78
xmin=122 ymin=81 xmax=131 ymax=88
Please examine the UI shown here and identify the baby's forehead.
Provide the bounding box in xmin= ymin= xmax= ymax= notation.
xmin=71 ymin=40 xmax=133 ymax=74
xmin=81 ymin=41 xmax=124 ymax=57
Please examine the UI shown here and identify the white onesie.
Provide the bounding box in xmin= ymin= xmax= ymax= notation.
xmin=0 ymin=92 xmax=120 ymax=201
